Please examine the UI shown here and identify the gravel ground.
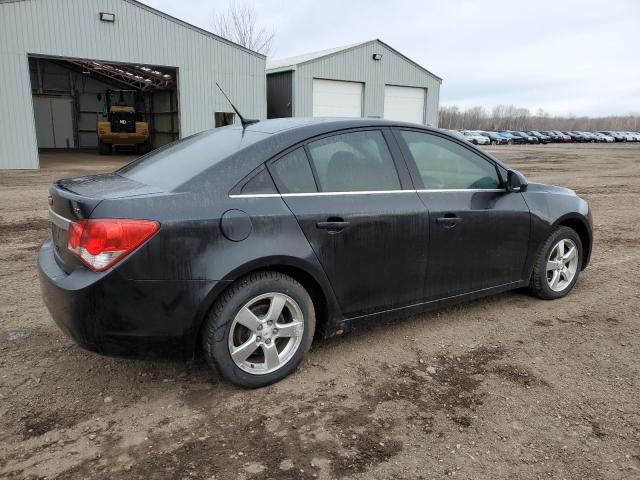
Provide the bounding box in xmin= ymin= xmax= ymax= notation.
xmin=1 ymin=144 xmax=639 ymax=479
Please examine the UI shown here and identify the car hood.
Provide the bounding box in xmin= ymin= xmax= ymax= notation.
xmin=527 ymin=182 xmax=576 ymax=196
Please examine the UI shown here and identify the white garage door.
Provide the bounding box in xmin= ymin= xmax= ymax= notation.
xmin=384 ymin=85 xmax=425 ymax=124
xmin=312 ymin=79 xmax=363 ymax=117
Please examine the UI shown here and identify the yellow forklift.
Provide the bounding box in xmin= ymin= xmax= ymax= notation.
xmin=96 ymin=90 xmax=150 ymax=155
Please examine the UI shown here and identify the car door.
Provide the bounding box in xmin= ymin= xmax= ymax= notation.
xmin=268 ymin=129 xmax=429 ymax=318
xmin=394 ymin=129 xmax=531 ymax=300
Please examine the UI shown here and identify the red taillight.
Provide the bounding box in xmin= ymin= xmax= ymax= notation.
xmin=67 ymin=219 xmax=159 ymax=272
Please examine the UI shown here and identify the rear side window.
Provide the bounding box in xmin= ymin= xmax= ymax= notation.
xmin=240 ymin=167 xmax=277 ymax=194
xmin=306 ymin=130 xmax=400 ymax=192
xmin=399 ymin=131 xmax=500 ymax=190
xmin=269 ymin=148 xmax=317 ymax=194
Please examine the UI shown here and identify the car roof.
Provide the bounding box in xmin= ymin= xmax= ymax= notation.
xmin=243 ymin=117 xmax=435 ymax=135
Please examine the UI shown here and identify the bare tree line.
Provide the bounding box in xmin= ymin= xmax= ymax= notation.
xmin=439 ymin=105 xmax=640 ymax=132
xmin=212 ymin=0 xmax=275 ymax=56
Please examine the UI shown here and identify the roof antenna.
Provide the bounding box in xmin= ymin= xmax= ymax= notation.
xmin=216 ymin=82 xmax=259 ymax=128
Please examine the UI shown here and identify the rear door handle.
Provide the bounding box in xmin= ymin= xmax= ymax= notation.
xmin=436 ymin=216 xmax=463 ymax=227
xmin=316 ymin=220 xmax=350 ymax=232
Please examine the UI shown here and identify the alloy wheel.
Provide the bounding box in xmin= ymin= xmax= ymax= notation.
xmin=546 ymin=238 xmax=579 ymax=292
xmin=228 ymin=292 xmax=304 ymax=375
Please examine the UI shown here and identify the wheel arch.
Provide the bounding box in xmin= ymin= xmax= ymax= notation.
xmin=554 ymin=215 xmax=592 ymax=269
xmin=190 ymin=256 xmax=340 ymax=358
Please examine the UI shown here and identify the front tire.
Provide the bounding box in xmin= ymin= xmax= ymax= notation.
xmin=528 ymin=226 xmax=583 ymax=300
xmin=201 ymin=271 xmax=315 ymax=388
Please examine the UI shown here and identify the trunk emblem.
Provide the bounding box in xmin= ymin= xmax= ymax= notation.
xmin=70 ymin=201 xmax=82 ymax=217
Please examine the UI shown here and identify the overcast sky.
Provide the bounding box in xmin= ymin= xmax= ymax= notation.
xmin=141 ymin=0 xmax=639 ymax=117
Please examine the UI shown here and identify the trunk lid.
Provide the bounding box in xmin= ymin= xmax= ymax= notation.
xmin=57 ymin=173 xmax=163 ymax=199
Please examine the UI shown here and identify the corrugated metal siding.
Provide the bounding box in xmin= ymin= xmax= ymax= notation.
xmin=266 ymin=71 xmax=293 ymax=118
xmin=293 ymin=41 xmax=440 ymax=127
xmin=0 ymin=0 xmax=266 ymax=169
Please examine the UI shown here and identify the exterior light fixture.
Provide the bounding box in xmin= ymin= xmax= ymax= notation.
xmin=100 ymin=12 xmax=115 ymax=23
xmin=372 ymin=53 xmax=383 ymax=61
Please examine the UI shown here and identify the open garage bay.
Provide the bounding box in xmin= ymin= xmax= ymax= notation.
xmin=0 ymin=143 xmax=639 ymax=479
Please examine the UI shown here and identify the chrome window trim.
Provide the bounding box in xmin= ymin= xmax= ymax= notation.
xmin=49 ymin=208 xmax=71 ymax=231
xmin=228 ymin=193 xmax=283 ymax=198
xmin=282 ymin=190 xmax=412 ymax=197
xmin=415 ymin=188 xmax=505 ymax=193
xmin=229 ymin=188 xmax=506 ymax=199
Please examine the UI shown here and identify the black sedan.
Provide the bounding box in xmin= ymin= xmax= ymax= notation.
xmin=563 ymin=131 xmax=586 ymax=143
xmin=39 ymin=118 xmax=593 ymax=387
xmin=510 ymin=131 xmax=539 ymax=144
xmin=540 ymin=131 xmax=564 ymax=143
xmin=527 ymin=131 xmax=552 ymax=144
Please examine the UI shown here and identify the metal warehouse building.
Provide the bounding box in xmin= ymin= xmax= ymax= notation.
xmin=266 ymin=39 xmax=441 ymax=126
xmin=0 ymin=0 xmax=265 ymax=169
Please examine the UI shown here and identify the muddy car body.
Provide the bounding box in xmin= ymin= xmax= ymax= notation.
xmin=39 ymin=118 xmax=593 ymax=387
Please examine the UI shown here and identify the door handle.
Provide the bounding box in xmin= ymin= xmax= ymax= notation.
xmin=436 ymin=215 xmax=463 ymax=227
xmin=316 ymin=220 xmax=350 ymax=232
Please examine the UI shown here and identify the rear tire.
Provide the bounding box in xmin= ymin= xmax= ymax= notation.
xmin=98 ymin=140 xmax=112 ymax=155
xmin=528 ymin=226 xmax=583 ymax=300
xmin=201 ymin=271 xmax=315 ymax=388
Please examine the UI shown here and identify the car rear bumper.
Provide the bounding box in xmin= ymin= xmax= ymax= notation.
xmin=38 ymin=238 xmax=218 ymax=359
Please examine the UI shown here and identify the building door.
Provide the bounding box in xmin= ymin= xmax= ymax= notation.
xmin=312 ymin=79 xmax=363 ymax=118
xmin=384 ymin=85 xmax=425 ymax=124
xmin=33 ymin=96 xmax=75 ymax=148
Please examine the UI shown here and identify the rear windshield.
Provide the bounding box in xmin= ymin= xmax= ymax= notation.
xmin=117 ymin=127 xmax=269 ymax=191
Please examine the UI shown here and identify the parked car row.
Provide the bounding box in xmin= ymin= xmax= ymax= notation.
xmin=443 ymin=129 xmax=640 ymax=145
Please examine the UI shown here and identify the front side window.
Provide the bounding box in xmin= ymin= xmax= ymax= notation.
xmin=399 ymin=131 xmax=501 ymax=190
xmin=306 ymin=130 xmax=401 ymax=192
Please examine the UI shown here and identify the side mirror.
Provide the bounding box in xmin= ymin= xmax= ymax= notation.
xmin=506 ymin=169 xmax=528 ymax=193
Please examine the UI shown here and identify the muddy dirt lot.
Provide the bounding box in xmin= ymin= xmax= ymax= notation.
xmin=1 ymin=145 xmax=639 ymax=479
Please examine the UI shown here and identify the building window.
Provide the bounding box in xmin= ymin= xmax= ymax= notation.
xmin=215 ymin=112 xmax=235 ymax=127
